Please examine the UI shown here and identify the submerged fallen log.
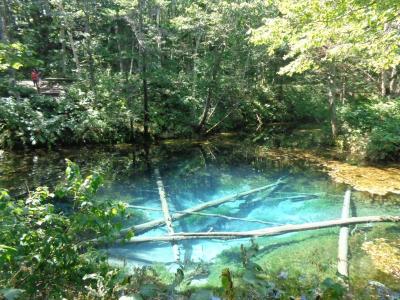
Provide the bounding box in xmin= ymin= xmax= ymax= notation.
xmin=127 ymin=204 xmax=283 ymax=226
xmin=241 ymin=193 xmax=319 ymax=208
xmin=120 ymin=216 xmax=400 ymax=244
xmin=337 ymin=188 xmax=351 ymax=278
xmin=154 ymin=168 xmax=180 ymax=262
xmin=120 ymin=177 xmax=286 ymax=236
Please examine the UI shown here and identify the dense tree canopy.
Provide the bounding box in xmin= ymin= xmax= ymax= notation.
xmin=0 ymin=0 xmax=399 ymax=158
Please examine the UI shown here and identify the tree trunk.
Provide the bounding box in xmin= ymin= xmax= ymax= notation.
xmin=142 ymin=52 xmax=149 ymax=139
xmin=381 ymin=70 xmax=389 ymax=97
xmin=60 ymin=27 xmax=67 ymax=76
xmin=115 ymin=18 xmax=124 ymax=73
xmin=154 ymin=168 xmax=180 ymax=262
xmin=82 ymin=1 xmax=95 ymax=89
xmin=389 ymin=67 xmax=398 ymax=97
xmin=56 ymin=1 xmax=80 ymax=75
xmin=337 ymin=188 xmax=351 ymax=278
xmin=119 ymin=178 xmax=285 ymax=236
xmin=129 ymin=32 xmax=135 ymax=74
xmin=192 ymin=33 xmax=202 ymax=97
xmin=121 ymin=215 xmax=400 ymax=244
xmin=139 ymin=0 xmax=150 ymax=140
xmin=128 ymin=204 xmax=283 ymax=226
xmin=197 ymin=46 xmax=224 ymax=133
xmin=327 ymin=73 xmax=338 ymax=139
xmin=67 ymin=29 xmax=80 ymax=75
xmin=197 ymin=87 xmax=212 ymax=132
xmin=156 ymin=6 xmax=162 ymax=67
xmin=0 ymin=0 xmax=15 ymax=87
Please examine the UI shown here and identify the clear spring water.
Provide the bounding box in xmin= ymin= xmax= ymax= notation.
xmin=1 ymin=140 xmax=399 ymax=292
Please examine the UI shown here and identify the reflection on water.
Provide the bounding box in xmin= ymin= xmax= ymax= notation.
xmin=1 ymin=139 xmax=399 ymax=292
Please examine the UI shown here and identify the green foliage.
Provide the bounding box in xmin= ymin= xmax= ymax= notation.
xmin=0 ymin=42 xmax=40 ymax=71
xmin=321 ymin=278 xmax=347 ymax=299
xmin=339 ymin=99 xmax=400 ymax=160
xmin=0 ymin=91 xmax=131 ymax=148
xmin=0 ymin=161 xmax=127 ymax=298
xmin=220 ymin=268 xmax=235 ymax=300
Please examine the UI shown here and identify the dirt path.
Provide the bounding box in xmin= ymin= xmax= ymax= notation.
xmin=17 ymin=80 xmax=65 ymax=96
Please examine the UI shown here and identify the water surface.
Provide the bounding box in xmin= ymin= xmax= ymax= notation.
xmin=1 ymin=140 xmax=399 ymax=294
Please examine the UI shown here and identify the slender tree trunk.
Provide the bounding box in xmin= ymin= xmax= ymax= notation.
xmin=197 ymin=46 xmax=224 ymax=133
xmin=129 ymin=32 xmax=135 ymax=74
xmin=389 ymin=67 xmax=398 ymax=97
xmin=82 ymin=1 xmax=95 ymax=89
xmin=156 ymin=6 xmax=162 ymax=67
xmin=0 ymin=0 xmax=15 ymax=87
xmin=56 ymin=2 xmax=80 ymax=75
xmin=138 ymin=0 xmax=150 ymax=140
xmin=60 ymin=27 xmax=67 ymax=76
xmin=130 ymin=117 xmax=134 ymax=142
xmin=192 ymin=33 xmax=202 ymax=97
xmin=142 ymin=53 xmax=150 ymax=139
xmin=327 ymin=73 xmax=338 ymax=139
xmin=122 ymin=216 xmax=400 ymax=244
xmin=66 ymin=27 xmax=80 ymax=75
xmin=0 ymin=0 xmax=9 ymax=43
xmin=340 ymin=76 xmax=346 ymax=104
xmin=197 ymin=87 xmax=212 ymax=132
xmin=115 ymin=19 xmax=124 ymax=73
xmin=381 ymin=70 xmax=388 ymax=97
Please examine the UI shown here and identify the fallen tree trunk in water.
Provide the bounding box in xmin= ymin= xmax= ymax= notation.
xmin=120 ymin=177 xmax=285 ymax=235
xmin=120 ymin=216 xmax=400 ymax=244
xmin=127 ymin=204 xmax=283 ymax=226
xmin=154 ymin=168 xmax=180 ymax=262
xmin=337 ymin=188 xmax=351 ymax=279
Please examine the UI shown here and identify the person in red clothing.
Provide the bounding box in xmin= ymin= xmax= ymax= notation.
xmin=31 ymin=69 xmax=40 ymax=90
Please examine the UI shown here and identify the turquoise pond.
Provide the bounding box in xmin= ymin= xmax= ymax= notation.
xmin=1 ymin=141 xmax=399 ymax=292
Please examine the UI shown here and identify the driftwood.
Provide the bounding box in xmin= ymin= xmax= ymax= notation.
xmin=127 ymin=205 xmax=283 ymax=226
xmin=120 ymin=216 xmax=400 ymax=244
xmin=337 ymin=188 xmax=351 ymax=278
xmin=154 ymin=168 xmax=180 ymax=262
xmin=120 ymin=178 xmax=285 ymax=235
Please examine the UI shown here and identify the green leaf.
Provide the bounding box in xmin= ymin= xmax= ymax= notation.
xmin=11 ymin=62 xmax=23 ymax=69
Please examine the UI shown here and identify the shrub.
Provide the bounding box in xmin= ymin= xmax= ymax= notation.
xmin=338 ymin=99 xmax=400 ymax=161
xmin=0 ymin=93 xmax=131 ymax=148
xmin=0 ymin=160 xmax=127 ymax=298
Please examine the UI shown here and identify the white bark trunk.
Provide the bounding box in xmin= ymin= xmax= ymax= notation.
xmin=337 ymin=188 xmax=351 ymax=278
xmin=154 ymin=168 xmax=180 ymax=262
xmin=121 ymin=216 xmax=400 ymax=244
xmin=120 ymin=178 xmax=285 ymax=235
xmin=127 ymin=204 xmax=283 ymax=226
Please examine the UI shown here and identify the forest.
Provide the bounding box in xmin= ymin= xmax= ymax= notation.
xmin=1 ymin=0 xmax=400 ymax=299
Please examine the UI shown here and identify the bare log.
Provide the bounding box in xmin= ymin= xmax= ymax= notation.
xmin=127 ymin=204 xmax=283 ymax=226
xmin=154 ymin=168 xmax=180 ymax=262
xmin=120 ymin=178 xmax=285 ymax=235
xmin=120 ymin=216 xmax=400 ymax=244
xmin=338 ymin=188 xmax=351 ymax=278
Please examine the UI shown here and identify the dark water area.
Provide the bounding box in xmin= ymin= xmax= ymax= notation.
xmin=1 ymin=138 xmax=399 ymax=294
